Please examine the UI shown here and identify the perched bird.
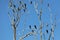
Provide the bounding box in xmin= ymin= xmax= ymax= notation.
xmin=23 ymin=3 xmax=26 ymax=12
xmin=14 ymin=18 xmax=16 ymax=22
xmin=23 ymin=9 xmax=25 ymax=12
xmin=29 ymin=25 xmax=31 ymax=29
xmin=34 ymin=25 xmax=37 ymax=29
xmin=19 ymin=1 xmax=22 ymax=4
xmin=46 ymin=29 xmax=48 ymax=33
xmin=12 ymin=9 xmax=15 ymax=13
xmin=18 ymin=7 xmax=21 ymax=11
xmin=40 ymin=9 xmax=42 ymax=15
xmin=51 ymin=28 xmax=52 ymax=32
xmin=48 ymin=3 xmax=49 ymax=7
xmin=24 ymin=3 xmax=26 ymax=8
xmin=30 ymin=1 xmax=32 ymax=4
xmin=32 ymin=29 xmax=34 ymax=32
xmin=13 ymin=4 xmax=16 ymax=8
xmin=51 ymin=28 xmax=54 ymax=32
xmin=39 ymin=9 xmax=42 ymax=20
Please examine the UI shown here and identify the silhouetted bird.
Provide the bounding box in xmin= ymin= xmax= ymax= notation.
xmin=23 ymin=3 xmax=26 ymax=12
xmin=32 ymin=30 xmax=34 ymax=32
xmin=23 ymin=9 xmax=25 ymax=12
xmin=51 ymin=28 xmax=52 ymax=32
xmin=13 ymin=4 xmax=16 ymax=8
xmin=19 ymin=1 xmax=22 ymax=4
xmin=12 ymin=9 xmax=15 ymax=13
xmin=48 ymin=3 xmax=49 ymax=7
xmin=46 ymin=29 xmax=48 ymax=33
xmin=18 ymin=7 xmax=21 ymax=11
xmin=29 ymin=25 xmax=31 ymax=29
xmin=40 ymin=10 xmax=42 ymax=15
xmin=30 ymin=1 xmax=32 ymax=4
xmin=24 ymin=3 xmax=26 ymax=8
xmin=34 ymin=25 xmax=37 ymax=29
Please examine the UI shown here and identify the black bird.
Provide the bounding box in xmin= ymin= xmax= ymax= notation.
xmin=30 ymin=1 xmax=32 ymax=4
xmin=24 ymin=3 xmax=26 ymax=8
xmin=48 ymin=3 xmax=49 ymax=7
xmin=29 ymin=25 xmax=31 ymax=29
xmin=51 ymin=28 xmax=52 ymax=31
xmin=46 ymin=29 xmax=48 ymax=33
xmin=19 ymin=1 xmax=22 ymax=4
xmin=32 ymin=29 xmax=34 ymax=32
xmin=13 ymin=4 xmax=16 ymax=8
xmin=12 ymin=9 xmax=15 ymax=13
xmin=40 ymin=10 xmax=42 ymax=15
xmin=51 ymin=28 xmax=53 ymax=32
xmin=34 ymin=25 xmax=37 ymax=29
xmin=40 ymin=9 xmax=42 ymax=20
xmin=23 ymin=9 xmax=25 ymax=12
xmin=18 ymin=7 xmax=21 ymax=11
xmin=23 ymin=3 xmax=26 ymax=12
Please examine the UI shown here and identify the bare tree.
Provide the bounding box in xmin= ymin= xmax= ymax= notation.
xmin=8 ymin=0 xmax=56 ymax=40
xmin=8 ymin=0 xmax=27 ymax=40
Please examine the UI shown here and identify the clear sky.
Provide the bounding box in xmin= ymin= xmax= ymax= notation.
xmin=0 ymin=0 xmax=60 ymax=40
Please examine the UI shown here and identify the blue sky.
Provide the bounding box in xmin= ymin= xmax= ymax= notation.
xmin=0 ymin=0 xmax=60 ymax=40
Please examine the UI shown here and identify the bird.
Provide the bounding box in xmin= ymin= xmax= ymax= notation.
xmin=23 ymin=9 xmax=25 ymax=12
xmin=34 ymin=25 xmax=37 ymax=29
xmin=46 ymin=29 xmax=48 ymax=33
xmin=30 ymin=1 xmax=32 ymax=4
xmin=32 ymin=29 xmax=34 ymax=32
xmin=51 ymin=28 xmax=54 ymax=32
xmin=12 ymin=9 xmax=15 ymax=13
xmin=24 ymin=3 xmax=26 ymax=8
xmin=13 ymin=4 xmax=16 ymax=8
xmin=17 ymin=7 xmax=21 ymax=11
xmin=19 ymin=1 xmax=22 ymax=4
xmin=40 ymin=9 xmax=42 ymax=15
xmin=51 ymin=28 xmax=52 ymax=32
xmin=48 ymin=3 xmax=49 ymax=7
xmin=29 ymin=25 xmax=31 ymax=29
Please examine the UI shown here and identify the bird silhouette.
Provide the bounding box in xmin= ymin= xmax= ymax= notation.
xmin=34 ymin=25 xmax=37 ymax=29
xmin=29 ymin=25 xmax=31 ymax=29
xmin=32 ymin=29 xmax=34 ymax=32
xmin=30 ymin=1 xmax=32 ymax=4
xmin=46 ymin=29 xmax=48 ymax=33
xmin=48 ymin=3 xmax=49 ymax=7
xmin=13 ymin=4 xmax=16 ymax=8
